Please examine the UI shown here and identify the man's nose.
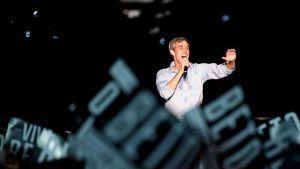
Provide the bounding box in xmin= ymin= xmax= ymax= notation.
xmin=183 ymin=50 xmax=188 ymax=56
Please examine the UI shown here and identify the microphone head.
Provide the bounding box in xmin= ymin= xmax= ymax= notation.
xmin=183 ymin=66 xmax=188 ymax=80
xmin=184 ymin=66 xmax=188 ymax=72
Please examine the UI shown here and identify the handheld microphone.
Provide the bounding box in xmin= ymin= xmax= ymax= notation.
xmin=183 ymin=66 xmax=188 ymax=80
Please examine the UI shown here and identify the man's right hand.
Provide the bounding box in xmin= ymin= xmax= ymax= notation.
xmin=180 ymin=57 xmax=189 ymax=73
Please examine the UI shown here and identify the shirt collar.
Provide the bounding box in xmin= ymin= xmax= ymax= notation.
xmin=169 ymin=61 xmax=177 ymax=73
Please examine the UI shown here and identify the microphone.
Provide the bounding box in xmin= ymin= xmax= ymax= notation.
xmin=183 ymin=66 xmax=188 ymax=80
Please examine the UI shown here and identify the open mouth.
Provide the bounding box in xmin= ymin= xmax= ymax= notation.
xmin=181 ymin=56 xmax=187 ymax=59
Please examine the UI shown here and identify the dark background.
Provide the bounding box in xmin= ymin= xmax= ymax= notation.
xmin=1 ymin=0 xmax=299 ymax=133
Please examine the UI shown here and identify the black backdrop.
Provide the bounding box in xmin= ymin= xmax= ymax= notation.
xmin=1 ymin=0 xmax=299 ymax=133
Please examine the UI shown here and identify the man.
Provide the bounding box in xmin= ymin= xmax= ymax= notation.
xmin=156 ymin=37 xmax=236 ymax=119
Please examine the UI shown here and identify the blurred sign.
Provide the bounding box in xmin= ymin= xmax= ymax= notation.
xmin=68 ymin=58 xmax=203 ymax=169
xmin=3 ymin=117 xmax=68 ymax=165
xmin=184 ymin=85 xmax=262 ymax=169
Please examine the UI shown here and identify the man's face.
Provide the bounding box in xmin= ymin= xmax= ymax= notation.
xmin=173 ymin=41 xmax=190 ymax=63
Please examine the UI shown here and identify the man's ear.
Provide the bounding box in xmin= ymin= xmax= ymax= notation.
xmin=170 ymin=49 xmax=175 ymax=56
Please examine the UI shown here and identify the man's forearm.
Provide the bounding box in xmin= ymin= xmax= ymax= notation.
xmin=167 ymin=72 xmax=182 ymax=90
xmin=226 ymin=60 xmax=235 ymax=70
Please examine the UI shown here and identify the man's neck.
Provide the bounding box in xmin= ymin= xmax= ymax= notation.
xmin=173 ymin=62 xmax=180 ymax=72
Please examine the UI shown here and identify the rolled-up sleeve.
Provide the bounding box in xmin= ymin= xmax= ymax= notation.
xmin=201 ymin=63 xmax=234 ymax=81
xmin=156 ymin=70 xmax=175 ymax=100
